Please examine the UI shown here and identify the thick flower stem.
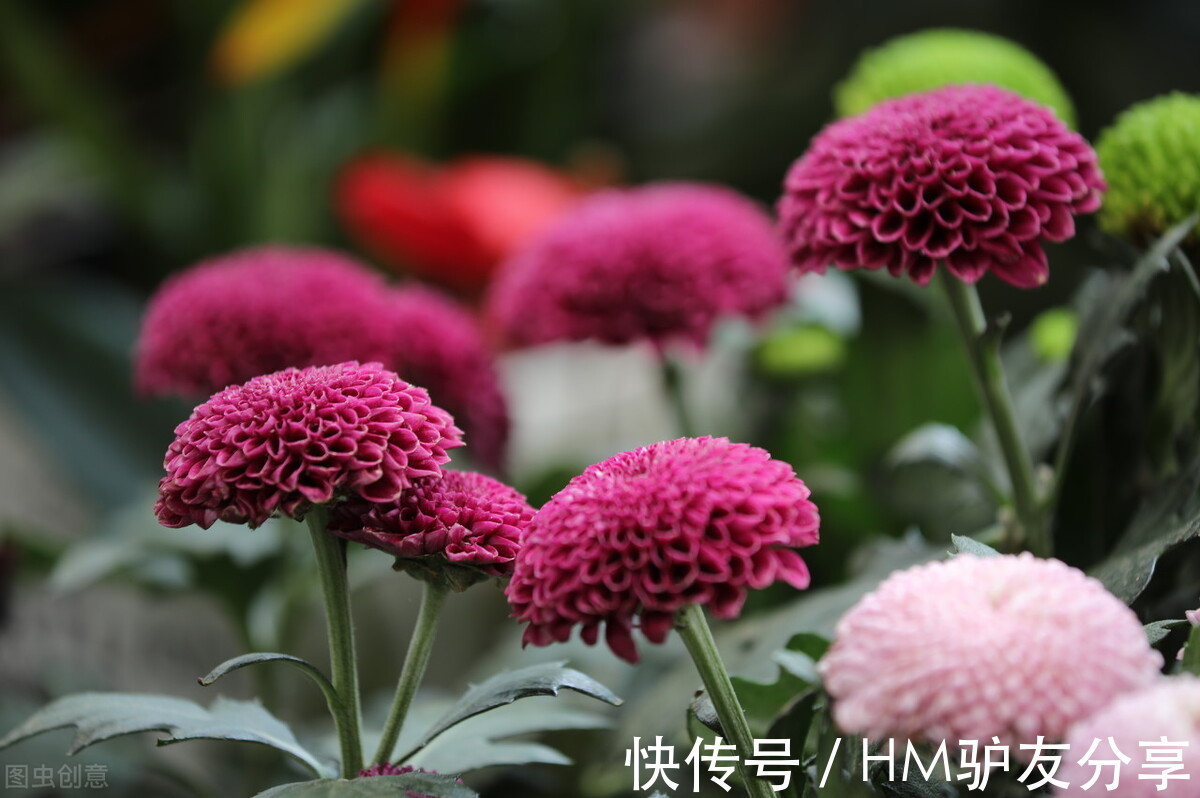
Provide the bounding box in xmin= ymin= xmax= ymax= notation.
xmin=661 ymin=355 xmax=697 ymax=438
xmin=373 ymin=581 xmax=447 ymax=765
xmin=940 ymin=274 xmax=1049 ymax=556
xmin=677 ymin=604 xmax=774 ymax=798
xmin=305 ymin=508 xmax=364 ymax=777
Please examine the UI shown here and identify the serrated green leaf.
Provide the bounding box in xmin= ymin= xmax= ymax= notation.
xmin=254 ymin=774 xmax=477 ymax=798
xmin=950 ymin=534 xmax=1001 ymax=558
xmin=885 ymin=425 xmax=1000 ymax=542
xmin=1090 ymin=457 xmax=1200 ymax=602
xmin=407 ymin=702 xmax=611 ymax=773
xmin=1184 ymin=626 xmax=1200 ymax=675
xmin=0 ymin=692 xmax=332 ymax=778
xmin=1144 ymin=619 xmax=1188 ymax=645
xmin=1055 ymin=215 xmax=1200 ymax=491
xmin=199 ymin=653 xmax=339 ymax=720
xmin=408 ymin=662 xmax=620 ymax=752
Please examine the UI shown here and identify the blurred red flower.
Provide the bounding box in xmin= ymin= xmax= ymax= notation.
xmin=335 ymin=153 xmax=584 ymax=294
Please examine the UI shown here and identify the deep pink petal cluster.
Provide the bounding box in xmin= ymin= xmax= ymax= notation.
xmin=486 ymin=183 xmax=790 ymax=349
xmin=328 ymin=469 xmax=533 ymax=578
xmin=156 ymin=362 xmax=463 ymax=529
xmin=506 ymin=437 xmax=819 ymax=663
xmin=1055 ymin=677 xmax=1200 ymax=797
xmin=386 ymin=287 xmax=510 ymax=472
xmin=357 ymin=763 xmax=448 ymax=797
xmin=136 ymin=246 xmax=393 ymax=396
xmin=819 ymin=554 xmax=1162 ymax=748
xmin=778 ymin=85 xmax=1106 ymax=288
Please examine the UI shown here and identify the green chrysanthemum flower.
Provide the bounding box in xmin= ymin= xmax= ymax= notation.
xmin=1096 ymin=93 xmax=1200 ymax=242
xmin=834 ymin=29 xmax=1075 ymax=126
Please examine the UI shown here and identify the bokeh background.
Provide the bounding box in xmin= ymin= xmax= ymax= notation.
xmin=2 ymin=1 xmax=1200 ymax=796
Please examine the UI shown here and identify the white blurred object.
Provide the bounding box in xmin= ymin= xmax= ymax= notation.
xmin=500 ymin=323 xmax=756 ymax=482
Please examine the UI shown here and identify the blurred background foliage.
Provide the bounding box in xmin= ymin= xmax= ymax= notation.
xmin=3 ymin=1 xmax=1200 ymax=796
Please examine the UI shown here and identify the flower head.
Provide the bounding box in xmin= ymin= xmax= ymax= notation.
xmin=136 ymin=246 xmax=392 ymax=397
xmin=336 ymin=152 xmax=582 ymax=294
xmin=779 ymin=85 xmax=1105 ymax=288
xmin=834 ymin=29 xmax=1075 ymax=124
xmin=329 ymin=470 xmax=533 ymax=590
xmin=1055 ymin=677 xmax=1200 ymax=797
xmin=819 ymin=554 xmax=1162 ymax=748
xmin=1096 ymin=93 xmax=1200 ymax=243
xmin=156 ymin=362 xmax=463 ymax=529
xmin=385 ymin=287 xmax=510 ymax=472
xmin=506 ymin=437 xmax=819 ymax=663
xmin=487 ymin=183 xmax=790 ymax=350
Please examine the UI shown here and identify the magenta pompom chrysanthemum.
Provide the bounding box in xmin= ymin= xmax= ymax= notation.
xmin=156 ymin=362 xmax=463 ymax=529
xmin=778 ymin=85 xmax=1106 ymax=288
xmin=386 ymin=287 xmax=510 ymax=473
xmin=486 ymin=183 xmax=790 ymax=349
xmin=328 ymin=470 xmax=533 ymax=589
xmin=506 ymin=437 xmax=819 ymax=663
xmin=819 ymin=554 xmax=1162 ymax=748
xmin=1055 ymin=677 xmax=1200 ymax=797
xmin=136 ymin=246 xmax=394 ymax=396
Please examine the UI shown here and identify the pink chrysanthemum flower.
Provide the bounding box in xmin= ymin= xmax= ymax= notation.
xmin=819 ymin=554 xmax=1162 ymax=748
xmin=328 ymin=470 xmax=533 ymax=590
xmin=486 ymin=183 xmax=790 ymax=350
xmin=1055 ymin=677 xmax=1200 ymax=797
xmin=386 ymin=287 xmax=510 ymax=473
xmin=156 ymin=362 xmax=463 ymax=529
xmin=136 ymin=246 xmax=394 ymax=396
xmin=778 ymin=85 xmax=1106 ymax=288
xmin=506 ymin=437 xmax=819 ymax=663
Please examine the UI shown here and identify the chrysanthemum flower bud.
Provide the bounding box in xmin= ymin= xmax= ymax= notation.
xmin=1096 ymin=93 xmax=1200 ymax=243
xmin=835 ymin=29 xmax=1075 ymax=125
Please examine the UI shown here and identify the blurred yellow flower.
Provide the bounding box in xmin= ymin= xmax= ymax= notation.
xmin=210 ymin=0 xmax=369 ymax=86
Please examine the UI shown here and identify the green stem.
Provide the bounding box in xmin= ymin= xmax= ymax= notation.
xmin=373 ymin=581 xmax=447 ymax=765
xmin=305 ymin=508 xmax=364 ymax=777
xmin=676 ymin=604 xmax=774 ymax=798
xmin=940 ymin=274 xmax=1049 ymax=556
xmin=661 ymin=355 xmax=696 ymax=438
